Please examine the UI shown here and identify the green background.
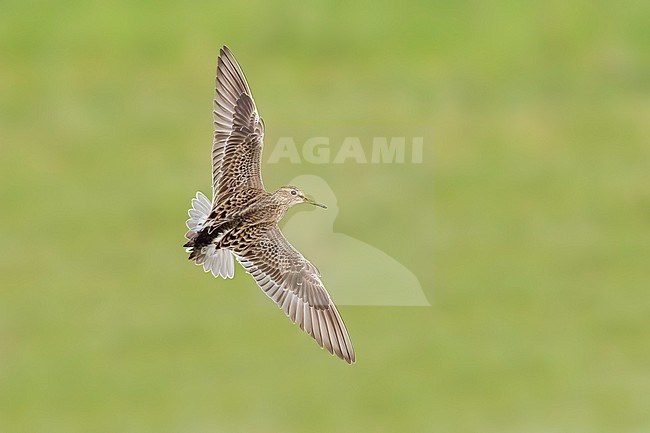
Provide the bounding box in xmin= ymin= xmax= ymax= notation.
xmin=1 ymin=0 xmax=648 ymax=432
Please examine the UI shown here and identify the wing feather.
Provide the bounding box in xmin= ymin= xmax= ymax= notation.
xmin=236 ymin=227 xmax=355 ymax=364
xmin=211 ymin=46 xmax=265 ymax=215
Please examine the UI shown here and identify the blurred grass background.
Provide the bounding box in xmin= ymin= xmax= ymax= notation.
xmin=1 ymin=0 xmax=649 ymax=432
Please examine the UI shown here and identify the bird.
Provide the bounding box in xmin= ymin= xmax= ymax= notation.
xmin=183 ymin=46 xmax=355 ymax=364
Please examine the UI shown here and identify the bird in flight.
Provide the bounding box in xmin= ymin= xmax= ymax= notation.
xmin=183 ymin=46 xmax=355 ymax=364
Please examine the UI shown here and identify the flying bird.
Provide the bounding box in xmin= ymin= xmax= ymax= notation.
xmin=183 ymin=46 xmax=355 ymax=364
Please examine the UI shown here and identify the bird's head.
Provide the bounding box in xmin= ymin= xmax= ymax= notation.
xmin=275 ymin=185 xmax=327 ymax=209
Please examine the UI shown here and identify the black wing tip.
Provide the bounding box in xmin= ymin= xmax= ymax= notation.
xmin=219 ymin=45 xmax=237 ymax=64
xmin=311 ymin=316 xmax=356 ymax=365
xmin=331 ymin=346 xmax=356 ymax=364
xmin=288 ymin=304 xmax=356 ymax=364
xmin=343 ymin=351 xmax=356 ymax=364
xmin=217 ymin=46 xmax=233 ymax=66
xmin=314 ymin=336 xmax=356 ymax=364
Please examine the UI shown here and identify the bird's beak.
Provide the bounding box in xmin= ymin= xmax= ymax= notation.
xmin=303 ymin=196 xmax=327 ymax=209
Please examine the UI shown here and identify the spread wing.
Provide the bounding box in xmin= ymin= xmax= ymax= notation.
xmin=211 ymin=46 xmax=265 ymax=212
xmin=236 ymin=227 xmax=355 ymax=364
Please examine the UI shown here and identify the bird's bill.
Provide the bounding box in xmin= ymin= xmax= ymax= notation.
xmin=304 ymin=197 xmax=327 ymax=209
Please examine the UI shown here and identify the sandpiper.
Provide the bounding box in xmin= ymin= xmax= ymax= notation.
xmin=183 ymin=47 xmax=355 ymax=364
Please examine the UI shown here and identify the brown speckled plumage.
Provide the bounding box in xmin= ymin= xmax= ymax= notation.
xmin=183 ymin=46 xmax=355 ymax=364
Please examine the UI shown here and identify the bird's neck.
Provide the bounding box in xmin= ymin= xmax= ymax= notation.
xmin=239 ymin=194 xmax=289 ymax=225
xmin=268 ymin=196 xmax=291 ymax=223
xmin=272 ymin=205 xmax=290 ymax=223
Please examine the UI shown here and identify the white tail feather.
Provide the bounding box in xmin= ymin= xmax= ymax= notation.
xmin=185 ymin=191 xmax=211 ymax=233
xmin=185 ymin=191 xmax=235 ymax=279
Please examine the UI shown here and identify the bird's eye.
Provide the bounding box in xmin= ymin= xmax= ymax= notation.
xmin=291 ymin=190 xmax=297 ymax=196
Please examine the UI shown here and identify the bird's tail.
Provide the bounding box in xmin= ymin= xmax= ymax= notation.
xmin=184 ymin=192 xmax=235 ymax=279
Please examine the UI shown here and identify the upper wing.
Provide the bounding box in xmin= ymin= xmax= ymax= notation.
xmin=211 ymin=46 xmax=265 ymax=209
xmin=236 ymin=227 xmax=355 ymax=364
